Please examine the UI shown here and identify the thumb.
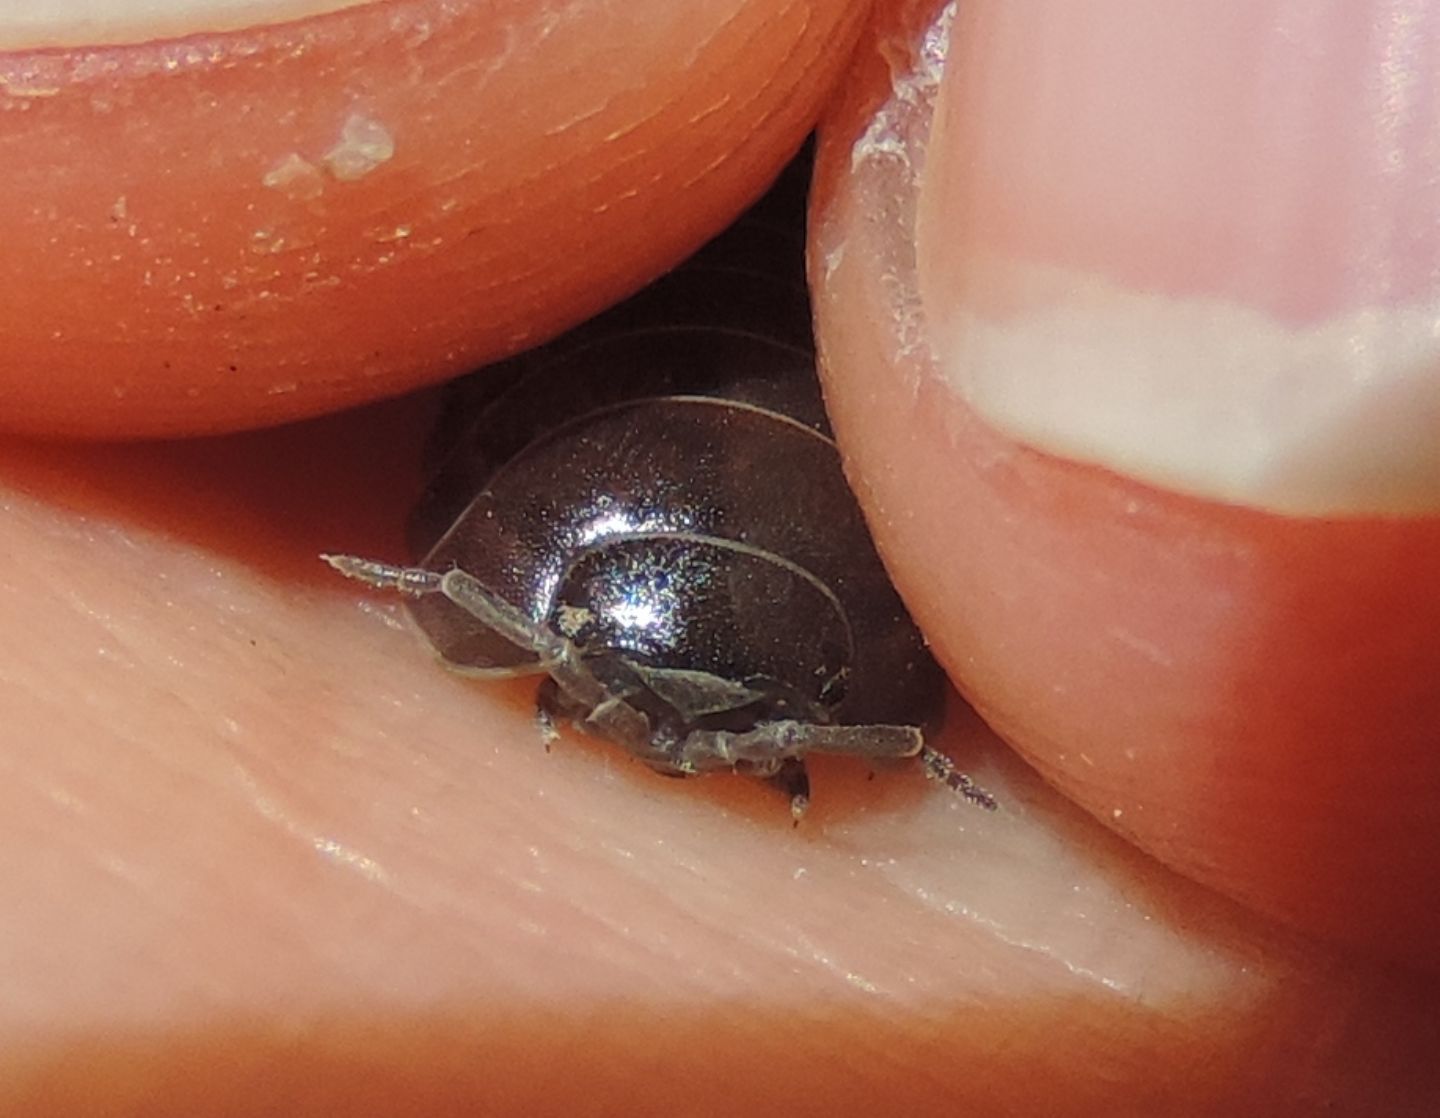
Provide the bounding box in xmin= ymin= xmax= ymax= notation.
xmin=812 ymin=0 xmax=1440 ymax=970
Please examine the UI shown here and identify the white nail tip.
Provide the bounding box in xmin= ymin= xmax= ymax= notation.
xmin=0 ymin=1 xmax=368 ymax=51
xmin=929 ymin=258 xmax=1440 ymax=516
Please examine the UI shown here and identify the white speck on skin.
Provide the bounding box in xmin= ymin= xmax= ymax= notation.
xmin=323 ymin=113 xmax=395 ymax=182
xmin=249 ymin=227 xmax=287 ymax=255
xmin=367 ymin=223 xmax=412 ymax=244
xmin=263 ymin=152 xmax=325 ymax=201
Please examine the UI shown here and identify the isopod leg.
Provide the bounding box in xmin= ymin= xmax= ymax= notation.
xmin=768 ymin=758 xmax=811 ymax=821
xmin=435 ymin=569 xmax=565 ymax=660
xmin=327 ymin=555 xmax=665 ymax=764
xmin=677 ymin=720 xmax=923 ymax=772
xmin=920 ymin=747 xmax=998 ymax=812
xmin=436 ymin=569 xmax=663 ymax=758
xmin=325 ymin=556 xmax=997 ymax=811
xmin=678 ymin=722 xmax=997 ymax=812
xmin=533 ymin=678 xmax=562 ymax=752
xmin=322 ymin=554 xmax=443 ymax=595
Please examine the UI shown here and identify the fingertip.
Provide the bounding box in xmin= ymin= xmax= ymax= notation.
xmin=917 ymin=0 xmax=1440 ymax=519
xmin=812 ymin=0 xmax=1440 ymax=968
xmin=1 ymin=0 xmax=867 ymax=438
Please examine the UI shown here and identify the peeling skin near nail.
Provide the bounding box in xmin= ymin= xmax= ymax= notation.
xmin=851 ymin=1 xmax=954 ymax=175
xmin=830 ymin=2 xmax=956 ymax=384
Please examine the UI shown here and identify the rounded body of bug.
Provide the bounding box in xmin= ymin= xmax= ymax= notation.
xmin=326 ymin=157 xmax=995 ymax=814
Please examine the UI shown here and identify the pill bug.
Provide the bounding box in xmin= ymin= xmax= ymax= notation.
xmin=326 ymin=156 xmax=995 ymax=817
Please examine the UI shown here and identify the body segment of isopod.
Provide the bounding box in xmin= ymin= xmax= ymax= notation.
xmin=326 ymin=154 xmax=995 ymax=817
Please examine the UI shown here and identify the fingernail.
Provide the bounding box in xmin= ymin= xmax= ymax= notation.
xmin=917 ymin=0 xmax=1440 ymax=516
xmin=0 ymin=0 xmax=369 ymax=50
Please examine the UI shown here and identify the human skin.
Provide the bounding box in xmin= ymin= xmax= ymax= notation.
xmin=815 ymin=0 xmax=1440 ymax=971
xmin=2 ymin=1 xmax=1438 ymax=1115
xmin=0 ymin=0 xmax=862 ymax=436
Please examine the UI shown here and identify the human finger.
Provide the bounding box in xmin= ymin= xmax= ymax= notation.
xmin=810 ymin=0 xmax=1440 ymax=969
xmin=0 ymin=0 xmax=864 ymax=437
